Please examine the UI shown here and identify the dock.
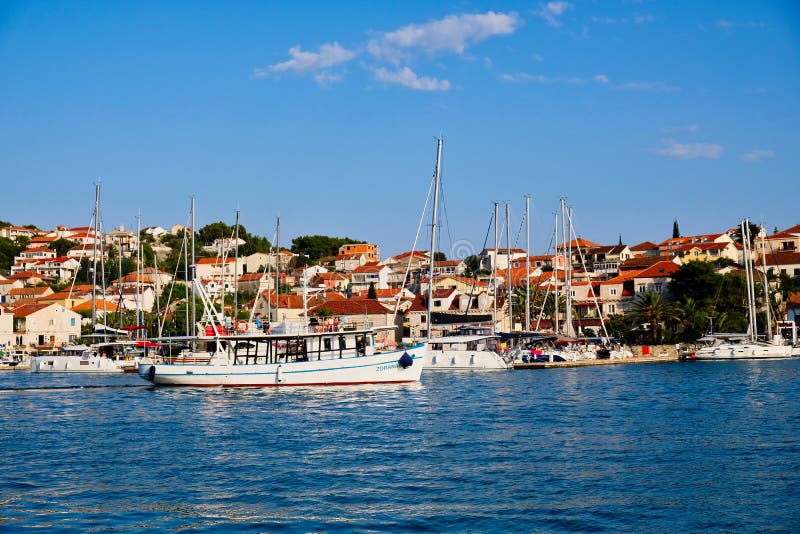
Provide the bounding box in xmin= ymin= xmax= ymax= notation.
xmin=514 ymin=354 xmax=679 ymax=369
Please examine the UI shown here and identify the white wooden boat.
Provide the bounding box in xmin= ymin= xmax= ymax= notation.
xmin=138 ymin=329 xmax=425 ymax=387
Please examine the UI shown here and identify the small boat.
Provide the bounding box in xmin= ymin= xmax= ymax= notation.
xmin=30 ymin=345 xmax=123 ymax=373
xmin=138 ymin=329 xmax=425 ymax=387
xmin=426 ymin=333 xmax=509 ymax=370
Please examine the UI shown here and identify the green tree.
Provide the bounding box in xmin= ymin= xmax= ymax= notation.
xmin=291 ymin=235 xmax=363 ymax=261
xmin=672 ymin=219 xmax=680 ymax=238
xmin=367 ymin=282 xmax=377 ymax=299
xmin=669 ymin=297 xmax=708 ymax=341
xmin=628 ymin=291 xmax=669 ymax=343
xmin=0 ymin=236 xmax=26 ymax=272
xmin=51 ymin=238 xmax=79 ymax=257
xmin=433 ymin=251 xmax=447 ymax=261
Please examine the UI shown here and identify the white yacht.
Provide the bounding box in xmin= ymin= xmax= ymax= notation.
xmin=138 ymin=329 xmax=425 ymax=387
xmin=426 ymin=333 xmax=509 ymax=370
xmin=30 ymin=345 xmax=123 ymax=373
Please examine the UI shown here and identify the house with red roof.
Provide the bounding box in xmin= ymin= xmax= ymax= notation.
xmin=350 ymin=262 xmax=392 ymax=292
xmin=12 ymin=303 xmax=81 ymax=349
xmin=7 ymin=286 xmax=54 ymax=304
xmin=629 ymin=241 xmax=661 ymax=258
xmin=632 ymin=261 xmax=681 ymax=298
xmin=311 ymin=271 xmax=350 ymax=291
xmin=478 ymin=247 xmax=527 ymax=271
xmin=763 ymin=224 xmax=800 ymax=254
xmin=0 ymin=279 xmax=24 ymax=303
xmin=383 ymin=250 xmax=429 ymax=273
xmin=307 ymin=298 xmax=399 ymax=339
xmin=755 ymin=251 xmax=800 ymax=279
xmin=195 ymin=256 xmax=243 ymax=282
xmin=335 ymin=243 xmax=380 ymax=272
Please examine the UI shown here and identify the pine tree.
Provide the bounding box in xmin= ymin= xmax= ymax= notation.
xmin=672 ymin=220 xmax=680 ymax=238
xmin=367 ymin=282 xmax=377 ymax=299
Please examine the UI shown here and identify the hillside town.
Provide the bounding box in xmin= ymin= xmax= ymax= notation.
xmin=1 ymin=219 xmax=799 ymax=356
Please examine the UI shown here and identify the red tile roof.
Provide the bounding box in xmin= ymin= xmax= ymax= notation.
xmin=634 ymin=261 xmax=680 ymax=279
xmin=307 ymin=299 xmax=391 ymax=316
xmin=630 ymin=241 xmax=659 ymax=251
xmin=196 ymin=257 xmax=235 ymax=265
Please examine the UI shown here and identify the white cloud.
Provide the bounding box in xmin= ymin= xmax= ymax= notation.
xmin=500 ymin=72 xmax=584 ymax=84
xmin=617 ymin=80 xmax=680 ymax=92
xmin=536 ymin=2 xmax=572 ymax=27
xmin=367 ymin=11 xmax=520 ymax=62
xmin=717 ymin=19 xmax=767 ymax=29
xmin=253 ymin=42 xmax=356 ymax=78
xmin=661 ymin=124 xmax=699 ymax=133
xmin=655 ymin=138 xmax=723 ymax=160
xmin=483 ymin=57 xmax=493 ymax=69
xmin=741 ymin=149 xmax=775 ymax=162
xmin=372 ymin=66 xmax=451 ymax=91
xmin=314 ymin=71 xmax=343 ymax=86
xmin=593 ymin=73 xmax=609 ymax=84
xmin=634 ymin=14 xmax=654 ymax=24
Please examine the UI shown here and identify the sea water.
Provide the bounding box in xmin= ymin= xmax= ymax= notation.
xmin=0 ymin=360 xmax=798 ymax=532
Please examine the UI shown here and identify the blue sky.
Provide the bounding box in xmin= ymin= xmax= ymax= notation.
xmin=1 ymin=1 xmax=798 ymax=257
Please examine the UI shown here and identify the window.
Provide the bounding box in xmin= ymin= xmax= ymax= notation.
xmin=421 ymin=315 xmax=426 ymax=323
xmin=608 ymin=304 xmax=616 ymax=314
xmin=610 ymin=288 xmax=617 ymax=296
xmin=70 ymin=318 xmax=76 ymax=327
xmin=638 ymin=285 xmax=646 ymax=293
xmin=654 ymin=283 xmax=662 ymax=293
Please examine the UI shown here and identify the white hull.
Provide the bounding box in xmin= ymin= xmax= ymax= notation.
xmin=426 ymin=349 xmax=508 ymax=370
xmin=139 ymin=344 xmax=425 ymax=386
xmin=30 ymin=355 xmax=123 ymax=373
xmin=693 ymin=343 xmax=795 ymax=361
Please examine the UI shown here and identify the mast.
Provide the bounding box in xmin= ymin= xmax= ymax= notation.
xmin=505 ymin=202 xmax=512 ymax=332
xmin=234 ymin=209 xmax=240 ymax=325
xmin=191 ymin=196 xmax=196 ymax=337
xmin=275 ymin=216 xmax=281 ymax=324
xmin=742 ymin=220 xmax=757 ymax=342
xmin=493 ymin=201 xmax=499 ymax=334
xmin=137 ymin=211 xmax=142 ymax=339
xmin=426 ymin=136 xmax=443 ymax=340
xmin=559 ymin=198 xmax=574 ymax=337
xmin=553 ymin=211 xmax=559 ymax=335
xmin=183 ymin=224 xmax=189 ymax=336
xmin=758 ymin=226 xmax=772 ymax=341
xmin=92 ymin=182 xmax=99 ymax=328
xmin=525 ymin=195 xmax=531 ymax=332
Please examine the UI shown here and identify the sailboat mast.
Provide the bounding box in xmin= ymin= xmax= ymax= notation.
xmin=276 ymin=216 xmax=281 ymax=324
xmin=137 ymin=211 xmax=142 ymax=339
xmin=493 ymin=201 xmax=499 ymax=334
xmin=742 ymin=220 xmax=757 ymax=342
xmin=553 ymin=211 xmax=559 ymax=335
xmin=525 ymin=195 xmax=531 ymax=332
xmin=759 ymin=227 xmax=772 ymax=341
xmin=92 ymin=182 xmax=99 ymax=328
xmin=234 ymin=209 xmax=240 ymax=325
xmin=191 ymin=196 xmax=196 ymax=337
xmin=426 ymin=136 xmax=443 ymax=340
xmin=506 ymin=202 xmax=512 ymax=332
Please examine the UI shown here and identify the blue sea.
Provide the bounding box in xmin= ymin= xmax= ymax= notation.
xmin=1 ymin=360 xmax=798 ymax=532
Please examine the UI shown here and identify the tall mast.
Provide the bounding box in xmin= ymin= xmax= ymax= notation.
xmin=234 ymin=209 xmax=240 ymax=325
xmin=758 ymin=226 xmax=772 ymax=341
xmin=564 ymin=201 xmax=574 ymax=337
xmin=275 ymin=216 xmax=281 ymax=324
xmin=191 ymin=196 xmax=196 ymax=337
xmin=183 ymin=225 xmax=189 ymax=335
xmin=525 ymin=195 xmax=531 ymax=332
xmin=506 ymin=202 xmax=512 ymax=332
xmin=92 ymin=182 xmax=99 ymax=328
xmin=137 ymin=211 xmax=142 ymax=339
xmin=426 ymin=136 xmax=443 ymax=340
xmin=742 ymin=220 xmax=757 ymax=342
xmin=493 ymin=201 xmax=499 ymax=334
xmin=553 ymin=211 xmax=559 ymax=335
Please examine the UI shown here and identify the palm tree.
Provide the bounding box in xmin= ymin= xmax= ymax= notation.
xmin=670 ymin=297 xmax=708 ymax=342
xmin=629 ymin=291 xmax=670 ymax=343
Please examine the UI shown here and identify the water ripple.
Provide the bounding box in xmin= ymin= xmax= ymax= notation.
xmin=0 ymin=361 xmax=798 ymax=531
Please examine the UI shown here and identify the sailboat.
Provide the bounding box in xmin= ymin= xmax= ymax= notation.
xmin=31 ymin=182 xmax=124 ymax=373
xmin=421 ymin=137 xmax=509 ymax=370
xmin=693 ymin=219 xmax=798 ymax=360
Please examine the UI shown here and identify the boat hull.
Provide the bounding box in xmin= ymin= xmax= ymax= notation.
xmin=30 ymin=355 xmax=123 ymax=373
xmin=138 ymin=344 xmax=425 ymax=386
xmin=692 ymin=343 xmax=795 ymax=361
xmin=426 ymin=349 xmax=509 ymax=370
